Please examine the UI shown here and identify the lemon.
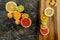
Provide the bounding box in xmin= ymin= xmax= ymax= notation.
xmin=5 ymin=1 xmax=17 ymax=12
xmin=22 ymin=13 xmax=29 ymax=18
xmin=17 ymin=5 xmax=24 ymax=12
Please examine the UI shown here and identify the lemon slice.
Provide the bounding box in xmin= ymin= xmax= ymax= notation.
xmin=17 ymin=5 xmax=24 ymax=12
xmin=22 ymin=13 xmax=29 ymax=18
xmin=41 ymin=14 xmax=49 ymax=21
xmin=7 ymin=12 xmax=13 ymax=19
xmin=44 ymin=7 xmax=54 ymax=17
xmin=13 ymin=11 xmax=21 ymax=20
xmin=5 ymin=1 xmax=17 ymax=12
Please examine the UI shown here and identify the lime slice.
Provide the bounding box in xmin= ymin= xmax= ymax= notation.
xmin=17 ymin=5 xmax=24 ymax=12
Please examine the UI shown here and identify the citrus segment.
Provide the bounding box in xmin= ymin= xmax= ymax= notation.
xmin=17 ymin=5 xmax=24 ymax=12
xmin=7 ymin=12 xmax=13 ymax=19
xmin=21 ymin=18 xmax=32 ymax=28
xmin=13 ymin=11 xmax=21 ymax=20
xmin=22 ymin=13 xmax=29 ymax=18
xmin=5 ymin=1 xmax=17 ymax=12
xmin=15 ymin=20 xmax=20 ymax=25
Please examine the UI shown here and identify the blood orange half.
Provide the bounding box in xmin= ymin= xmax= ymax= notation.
xmin=21 ymin=18 xmax=32 ymax=28
xmin=40 ymin=28 xmax=49 ymax=36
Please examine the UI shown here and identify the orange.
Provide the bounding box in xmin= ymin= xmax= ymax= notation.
xmin=13 ymin=11 xmax=21 ymax=20
xmin=41 ymin=14 xmax=49 ymax=21
xmin=15 ymin=20 xmax=20 ymax=25
xmin=7 ymin=12 xmax=13 ymax=19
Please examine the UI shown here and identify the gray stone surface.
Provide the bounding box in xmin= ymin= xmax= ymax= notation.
xmin=0 ymin=0 xmax=39 ymax=40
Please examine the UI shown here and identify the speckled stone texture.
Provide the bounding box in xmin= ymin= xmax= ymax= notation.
xmin=0 ymin=0 xmax=39 ymax=40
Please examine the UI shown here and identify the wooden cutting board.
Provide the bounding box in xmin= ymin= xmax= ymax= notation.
xmin=38 ymin=0 xmax=58 ymax=40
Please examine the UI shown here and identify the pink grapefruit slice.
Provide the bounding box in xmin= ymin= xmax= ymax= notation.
xmin=40 ymin=28 xmax=49 ymax=36
xmin=21 ymin=18 xmax=32 ymax=28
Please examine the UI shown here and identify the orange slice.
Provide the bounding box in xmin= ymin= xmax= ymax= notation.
xmin=22 ymin=13 xmax=29 ymax=18
xmin=5 ymin=1 xmax=17 ymax=12
xmin=13 ymin=11 xmax=21 ymax=20
xmin=15 ymin=20 xmax=20 ymax=25
xmin=41 ymin=14 xmax=49 ymax=21
xmin=7 ymin=12 xmax=13 ymax=19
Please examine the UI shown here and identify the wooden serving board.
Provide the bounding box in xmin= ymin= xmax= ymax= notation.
xmin=38 ymin=0 xmax=58 ymax=40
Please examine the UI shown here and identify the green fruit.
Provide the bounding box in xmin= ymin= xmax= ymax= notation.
xmin=41 ymin=21 xmax=47 ymax=25
xmin=41 ymin=24 xmax=47 ymax=29
xmin=17 ymin=5 xmax=24 ymax=12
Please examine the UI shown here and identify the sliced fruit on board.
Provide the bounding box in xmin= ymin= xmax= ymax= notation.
xmin=15 ymin=20 xmax=20 ymax=25
xmin=41 ymin=21 xmax=47 ymax=25
xmin=21 ymin=18 xmax=32 ymax=28
xmin=44 ymin=7 xmax=54 ymax=17
xmin=13 ymin=11 xmax=21 ymax=20
xmin=40 ymin=28 xmax=49 ymax=36
xmin=40 ymin=24 xmax=47 ymax=29
xmin=17 ymin=5 xmax=24 ymax=12
xmin=41 ymin=14 xmax=49 ymax=21
xmin=5 ymin=1 xmax=17 ymax=12
xmin=7 ymin=12 xmax=13 ymax=19
xmin=22 ymin=13 xmax=29 ymax=18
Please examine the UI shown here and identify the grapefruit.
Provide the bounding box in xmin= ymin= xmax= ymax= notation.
xmin=44 ymin=7 xmax=54 ymax=17
xmin=17 ymin=5 xmax=24 ymax=12
xmin=5 ymin=1 xmax=17 ymax=12
xmin=22 ymin=13 xmax=29 ymax=18
xmin=40 ymin=28 xmax=49 ymax=36
xmin=15 ymin=20 xmax=20 ymax=25
xmin=7 ymin=12 xmax=13 ymax=19
xmin=41 ymin=14 xmax=49 ymax=21
xmin=13 ymin=11 xmax=21 ymax=20
xmin=21 ymin=18 xmax=32 ymax=28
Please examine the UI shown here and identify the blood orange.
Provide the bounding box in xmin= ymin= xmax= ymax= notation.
xmin=40 ymin=28 xmax=49 ymax=36
xmin=21 ymin=18 xmax=32 ymax=28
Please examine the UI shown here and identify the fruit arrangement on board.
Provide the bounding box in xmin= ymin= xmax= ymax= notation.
xmin=40 ymin=7 xmax=54 ymax=36
xmin=5 ymin=1 xmax=32 ymax=28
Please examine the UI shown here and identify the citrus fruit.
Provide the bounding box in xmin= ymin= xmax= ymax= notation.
xmin=40 ymin=24 xmax=47 ymax=29
xmin=5 ymin=1 xmax=17 ymax=12
xmin=41 ymin=14 xmax=49 ymax=21
xmin=17 ymin=5 xmax=24 ymax=12
xmin=15 ymin=20 xmax=20 ymax=25
xmin=21 ymin=18 xmax=32 ymax=28
xmin=40 ymin=28 xmax=49 ymax=36
xmin=41 ymin=21 xmax=47 ymax=26
xmin=44 ymin=7 xmax=54 ymax=17
xmin=22 ymin=13 xmax=29 ymax=18
xmin=13 ymin=11 xmax=21 ymax=20
xmin=7 ymin=12 xmax=13 ymax=19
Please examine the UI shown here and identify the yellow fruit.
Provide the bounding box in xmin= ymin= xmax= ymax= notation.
xmin=41 ymin=14 xmax=49 ymax=21
xmin=7 ymin=12 xmax=13 ymax=19
xmin=13 ymin=11 xmax=21 ymax=20
xmin=15 ymin=20 xmax=20 ymax=25
xmin=5 ymin=1 xmax=17 ymax=12
xmin=22 ymin=13 xmax=29 ymax=18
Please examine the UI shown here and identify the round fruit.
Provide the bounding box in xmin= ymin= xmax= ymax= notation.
xmin=40 ymin=24 xmax=47 ymax=29
xmin=41 ymin=21 xmax=47 ymax=26
xmin=44 ymin=7 xmax=54 ymax=17
xmin=41 ymin=14 xmax=49 ymax=21
xmin=7 ymin=12 xmax=13 ymax=19
xmin=22 ymin=13 xmax=29 ymax=18
xmin=13 ymin=11 xmax=21 ymax=20
xmin=17 ymin=5 xmax=24 ymax=12
xmin=5 ymin=1 xmax=17 ymax=12
xmin=40 ymin=28 xmax=49 ymax=36
xmin=15 ymin=20 xmax=20 ymax=25
xmin=21 ymin=18 xmax=32 ymax=28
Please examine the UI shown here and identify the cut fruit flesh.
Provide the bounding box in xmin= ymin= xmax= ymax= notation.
xmin=15 ymin=20 xmax=20 ymax=25
xmin=22 ymin=13 xmax=29 ymax=18
xmin=5 ymin=1 xmax=17 ymax=12
xmin=21 ymin=18 xmax=32 ymax=28
xmin=13 ymin=11 xmax=21 ymax=20
xmin=40 ymin=28 xmax=49 ymax=36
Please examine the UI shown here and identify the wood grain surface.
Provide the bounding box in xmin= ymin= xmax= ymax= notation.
xmin=38 ymin=0 xmax=58 ymax=40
